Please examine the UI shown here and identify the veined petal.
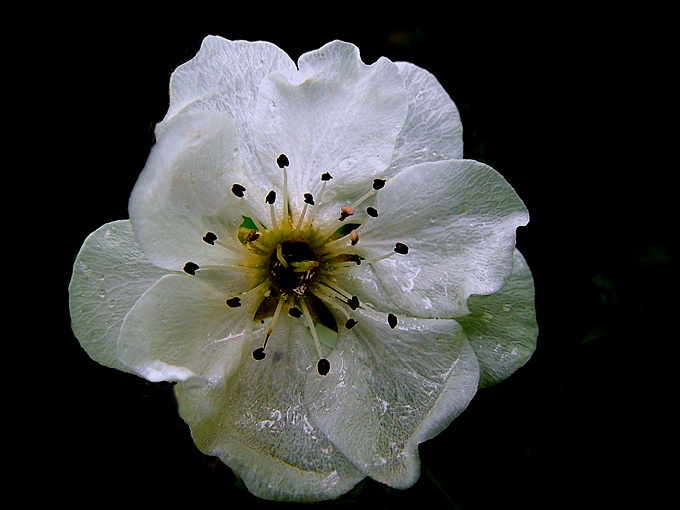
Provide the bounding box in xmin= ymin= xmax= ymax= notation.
xmin=306 ymin=307 xmax=479 ymax=489
xmin=175 ymin=313 xmax=365 ymax=502
xmin=156 ymin=37 xmax=298 ymax=173
xmin=129 ymin=110 xmax=259 ymax=271
xmin=117 ymin=268 xmax=264 ymax=383
xmin=357 ymin=159 xmax=529 ymax=318
xmin=68 ymin=220 xmax=171 ymax=373
xmin=252 ymin=40 xmax=409 ymax=222
xmin=457 ymin=249 xmax=538 ymax=388
xmin=385 ymin=62 xmax=464 ymax=175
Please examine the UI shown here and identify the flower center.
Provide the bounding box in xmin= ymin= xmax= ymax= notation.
xmin=183 ymin=153 xmax=409 ymax=376
xmin=269 ymin=241 xmax=319 ymax=297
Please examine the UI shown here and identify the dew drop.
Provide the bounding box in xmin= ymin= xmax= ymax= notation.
xmin=502 ymin=304 xmax=512 ymax=313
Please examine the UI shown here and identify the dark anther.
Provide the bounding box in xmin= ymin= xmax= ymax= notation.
xmin=373 ymin=178 xmax=386 ymax=190
xmin=388 ymin=313 xmax=398 ymax=329
xmin=202 ymin=232 xmax=217 ymax=245
xmin=345 ymin=318 xmax=358 ymax=329
xmin=304 ymin=193 xmax=315 ymax=205
xmin=183 ymin=262 xmax=199 ymax=275
xmin=268 ymin=286 xmax=280 ymax=298
xmin=252 ymin=347 xmax=266 ymax=360
xmin=231 ymin=183 xmax=246 ymax=197
xmin=226 ymin=297 xmax=242 ymax=308
xmin=394 ymin=242 xmax=409 ymax=255
xmin=288 ymin=307 xmax=302 ymax=318
xmin=347 ymin=296 xmax=360 ymax=310
xmin=317 ymin=358 xmax=331 ymax=376
xmin=350 ymin=254 xmax=362 ymax=265
xmin=277 ymin=153 xmax=290 ymax=168
xmin=366 ymin=206 xmax=378 ymax=218
xmin=266 ymin=190 xmax=277 ymax=204
xmin=321 ymin=172 xmax=333 ymax=181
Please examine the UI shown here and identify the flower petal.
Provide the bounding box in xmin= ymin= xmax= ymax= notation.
xmin=157 ymin=37 xmax=297 ymax=161
xmin=129 ymin=110 xmax=261 ymax=271
xmin=68 ymin=220 xmax=170 ymax=373
xmin=306 ymin=307 xmax=479 ymax=489
xmin=251 ymin=41 xmax=409 ymax=221
xmin=117 ymin=268 xmax=264 ymax=383
xmin=355 ymin=159 xmax=529 ymax=318
xmin=175 ymin=313 xmax=365 ymax=502
xmin=457 ymin=249 xmax=538 ymax=388
xmin=385 ymin=62 xmax=464 ymax=175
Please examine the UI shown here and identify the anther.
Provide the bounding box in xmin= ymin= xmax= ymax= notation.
xmin=265 ymin=190 xmax=277 ymax=204
xmin=183 ymin=262 xmax=199 ymax=275
xmin=394 ymin=242 xmax=409 ymax=255
xmin=321 ymin=172 xmax=333 ymax=181
xmin=252 ymin=347 xmax=266 ymax=360
xmin=317 ymin=358 xmax=331 ymax=376
xmin=366 ymin=206 xmax=378 ymax=218
xmin=231 ymin=183 xmax=246 ymax=197
xmin=288 ymin=307 xmax=302 ymax=318
xmin=277 ymin=153 xmax=290 ymax=168
xmin=226 ymin=297 xmax=242 ymax=308
xmin=304 ymin=193 xmax=315 ymax=205
xmin=347 ymin=296 xmax=360 ymax=310
xmin=373 ymin=178 xmax=386 ymax=190
xmin=388 ymin=313 xmax=398 ymax=329
xmin=339 ymin=205 xmax=354 ymax=221
xmin=350 ymin=230 xmax=359 ymax=246
xmin=202 ymin=232 xmax=217 ymax=245
xmin=345 ymin=318 xmax=358 ymax=329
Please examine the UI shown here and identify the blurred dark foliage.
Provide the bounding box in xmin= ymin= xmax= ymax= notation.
xmin=8 ymin=3 xmax=674 ymax=508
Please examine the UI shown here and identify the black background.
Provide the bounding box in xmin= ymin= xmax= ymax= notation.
xmin=9 ymin=3 xmax=675 ymax=508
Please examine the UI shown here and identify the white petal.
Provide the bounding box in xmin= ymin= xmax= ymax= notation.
xmin=68 ymin=220 xmax=170 ymax=373
xmin=251 ymin=40 xmax=409 ymax=222
xmin=117 ymin=268 xmax=264 ymax=383
xmin=386 ymin=62 xmax=464 ymax=175
xmin=175 ymin=313 xmax=365 ymax=502
xmin=157 ymin=37 xmax=297 ymax=170
xmin=457 ymin=249 xmax=538 ymax=388
xmin=305 ymin=307 xmax=479 ymax=489
xmin=129 ymin=110 xmax=260 ymax=271
xmin=356 ymin=159 xmax=529 ymax=318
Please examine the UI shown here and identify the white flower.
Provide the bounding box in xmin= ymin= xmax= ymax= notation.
xmin=68 ymin=37 xmax=537 ymax=502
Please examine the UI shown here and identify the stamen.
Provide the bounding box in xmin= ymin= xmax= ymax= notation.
xmin=373 ymin=178 xmax=386 ymax=190
xmin=276 ymin=154 xmax=290 ymax=168
xmin=366 ymin=206 xmax=378 ymax=218
xmin=339 ymin=205 xmax=354 ymax=221
xmin=202 ymin=232 xmax=217 ymax=245
xmin=302 ymin=173 xmax=332 ymax=229
xmin=226 ymin=297 xmax=242 ymax=308
xmin=266 ymin=190 xmax=277 ymax=229
xmin=388 ymin=313 xmax=398 ymax=329
xmin=317 ymin=358 xmax=331 ymax=376
xmin=346 ymin=295 xmax=360 ymax=310
xmin=288 ymin=306 xmax=302 ymax=318
xmin=183 ymin=262 xmax=199 ymax=275
xmin=231 ymin=184 xmax=246 ymax=197
xmin=253 ymin=294 xmax=287 ymax=360
xmin=363 ymin=242 xmax=410 ymax=265
xmin=345 ymin=318 xmax=358 ymax=329
xmin=278 ymin=155 xmax=290 ymax=230
xmin=350 ymin=230 xmax=359 ymax=246
xmin=299 ymin=298 xmax=325 ymax=361
xmin=394 ymin=242 xmax=409 ymax=254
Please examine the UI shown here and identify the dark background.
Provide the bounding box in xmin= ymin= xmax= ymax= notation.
xmin=10 ymin=3 xmax=674 ymax=508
